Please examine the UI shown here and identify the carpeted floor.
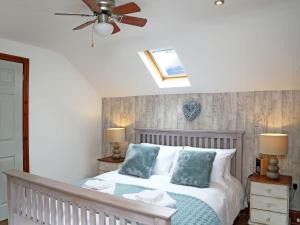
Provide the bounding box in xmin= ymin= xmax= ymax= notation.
xmin=0 ymin=220 xmax=7 ymax=225
xmin=234 ymin=215 xmax=249 ymax=225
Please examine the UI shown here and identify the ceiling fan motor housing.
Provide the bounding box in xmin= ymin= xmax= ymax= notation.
xmin=98 ymin=13 xmax=111 ymax=23
xmin=96 ymin=0 xmax=115 ymax=13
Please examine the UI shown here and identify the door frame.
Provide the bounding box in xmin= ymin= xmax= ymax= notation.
xmin=0 ymin=52 xmax=29 ymax=172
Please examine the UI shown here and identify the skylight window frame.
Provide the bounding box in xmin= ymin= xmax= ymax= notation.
xmin=144 ymin=49 xmax=188 ymax=81
xmin=138 ymin=48 xmax=191 ymax=89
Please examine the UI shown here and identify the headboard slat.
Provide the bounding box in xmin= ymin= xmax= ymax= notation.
xmin=135 ymin=128 xmax=244 ymax=182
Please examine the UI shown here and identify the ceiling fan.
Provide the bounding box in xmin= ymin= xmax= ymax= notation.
xmin=55 ymin=0 xmax=147 ymax=37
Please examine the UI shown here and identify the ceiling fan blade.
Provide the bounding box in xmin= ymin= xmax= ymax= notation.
xmin=55 ymin=13 xmax=94 ymax=17
xmin=73 ymin=19 xmax=97 ymax=30
xmin=111 ymin=22 xmax=121 ymax=34
xmin=82 ymin=0 xmax=100 ymax=12
xmin=112 ymin=2 xmax=141 ymax=15
xmin=120 ymin=16 xmax=147 ymax=27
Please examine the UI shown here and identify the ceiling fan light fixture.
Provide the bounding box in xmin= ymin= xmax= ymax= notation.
xmin=55 ymin=0 xmax=147 ymax=35
xmin=94 ymin=22 xmax=114 ymax=37
xmin=214 ymin=0 xmax=225 ymax=6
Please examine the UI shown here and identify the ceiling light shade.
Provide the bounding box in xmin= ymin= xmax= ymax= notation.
xmin=94 ymin=22 xmax=114 ymax=37
xmin=214 ymin=0 xmax=225 ymax=6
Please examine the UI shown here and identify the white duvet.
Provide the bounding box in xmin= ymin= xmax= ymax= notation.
xmin=96 ymin=170 xmax=245 ymax=225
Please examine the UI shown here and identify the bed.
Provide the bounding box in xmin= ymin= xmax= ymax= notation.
xmin=5 ymin=129 xmax=245 ymax=225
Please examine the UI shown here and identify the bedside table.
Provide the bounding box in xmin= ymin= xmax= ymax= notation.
xmin=248 ymin=174 xmax=292 ymax=225
xmin=97 ymin=156 xmax=124 ymax=174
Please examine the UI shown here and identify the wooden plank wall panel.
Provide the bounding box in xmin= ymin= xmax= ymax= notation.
xmin=102 ymin=90 xmax=300 ymax=184
xmin=236 ymin=92 xmax=256 ymax=178
xmin=102 ymin=98 xmax=111 ymax=157
xmin=197 ymin=94 xmax=214 ymax=129
xmin=134 ymin=96 xmax=146 ymax=129
xmin=163 ymin=94 xmax=178 ymax=129
xmin=281 ymin=91 xmax=300 ymax=172
xmin=122 ymin=97 xmax=136 ymax=147
xmin=177 ymin=95 xmax=190 ymax=130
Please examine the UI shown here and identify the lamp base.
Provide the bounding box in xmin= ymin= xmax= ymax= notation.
xmin=266 ymin=156 xmax=280 ymax=180
xmin=111 ymin=143 xmax=122 ymax=159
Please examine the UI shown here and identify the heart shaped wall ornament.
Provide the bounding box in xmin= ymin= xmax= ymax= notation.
xmin=182 ymin=100 xmax=201 ymax=121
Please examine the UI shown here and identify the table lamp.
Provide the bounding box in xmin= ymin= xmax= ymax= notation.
xmin=106 ymin=128 xmax=125 ymax=159
xmin=259 ymin=133 xmax=288 ymax=179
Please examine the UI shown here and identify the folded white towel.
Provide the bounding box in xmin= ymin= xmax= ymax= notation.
xmin=83 ymin=180 xmax=113 ymax=191
xmin=123 ymin=190 xmax=176 ymax=208
xmin=100 ymin=183 xmax=116 ymax=195
xmin=135 ymin=190 xmax=164 ymax=203
xmin=153 ymin=192 xmax=176 ymax=208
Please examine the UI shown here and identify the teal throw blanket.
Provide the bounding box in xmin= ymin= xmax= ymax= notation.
xmin=75 ymin=179 xmax=221 ymax=225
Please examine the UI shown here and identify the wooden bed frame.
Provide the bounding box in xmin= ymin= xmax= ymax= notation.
xmin=5 ymin=129 xmax=244 ymax=225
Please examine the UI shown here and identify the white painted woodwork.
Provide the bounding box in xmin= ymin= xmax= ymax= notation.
xmin=0 ymin=60 xmax=23 ymax=221
xmin=251 ymin=182 xmax=289 ymax=199
xmin=98 ymin=161 xmax=123 ymax=175
xmin=249 ymin=181 xmax=290 ymax=225
xmin=250 ymin=195 xmax=288 ymax=213
xmin=250 ymin=209 xmax=288 ymax=225
xmin=4 ymin=170 xmax=176 ymax=225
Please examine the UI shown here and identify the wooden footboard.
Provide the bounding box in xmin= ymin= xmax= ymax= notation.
xmin=5 ymin=170 xmax=176 ymax=225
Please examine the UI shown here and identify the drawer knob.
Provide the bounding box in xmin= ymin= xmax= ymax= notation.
xmin=266 ymin=203 xmax=272 ymax=208
xmin=266 ymin=217 xmax=270 ymax=222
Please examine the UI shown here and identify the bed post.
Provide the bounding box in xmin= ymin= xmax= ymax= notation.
xmin=154 ymin=218 xmax=172 ymax=225
xmin=135 ymin=129 xmax=141 ymax=143
xmin=235 ymin=132 xmax=244 ymax=183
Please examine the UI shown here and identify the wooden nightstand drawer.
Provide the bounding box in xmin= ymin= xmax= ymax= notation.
xmin=248 ymin=174 xmax=292 ymax=225
xmin=99 ymin=161 xmax=122 ymax=171
xmin=251 ymin=182 xmax=288 ymax=199
xmin=250 ymin=209 xmax=288 ymax=225
xmin=251 ymin=195 xmax=288 ymax=213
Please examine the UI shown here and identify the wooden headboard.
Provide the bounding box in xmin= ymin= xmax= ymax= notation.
xmin=135 ymin=128 xmax=245 ymax=182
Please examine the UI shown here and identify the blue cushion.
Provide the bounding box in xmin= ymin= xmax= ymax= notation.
xmin=170 ymin=151 xmax=216 ymax=188
xmin=119 ymin=144 xmax=160 ymax=179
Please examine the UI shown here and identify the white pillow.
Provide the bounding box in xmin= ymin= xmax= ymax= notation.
xmin=224 ymin=149 xmax=236 ymax=178
xmin=169 ymin=147 xmax=236 ymax=186
xmin=210 ymin=150 xmax=235 ymax=185
xmin=141 ymin=143 xmax=179 ymax=175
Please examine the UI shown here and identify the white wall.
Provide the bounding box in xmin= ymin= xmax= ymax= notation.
xmin=0 ymin=38 xmax=101 ymax=183
xmin=63 ymin=0 xmax=300 ymax=97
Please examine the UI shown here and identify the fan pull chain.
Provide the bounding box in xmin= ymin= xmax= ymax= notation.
xmin=91 ymin=24 xmax=95 ymax=48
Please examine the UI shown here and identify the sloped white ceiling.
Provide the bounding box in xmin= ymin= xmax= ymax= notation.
xmin=0 ymin=0 xmax=299 ymax=97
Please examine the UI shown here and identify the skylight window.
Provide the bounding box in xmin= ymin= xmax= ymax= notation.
xmin=149 ymin=49 xmax=186 ymax=78
xmin=138 ymin=48 xmax=191 ymax=88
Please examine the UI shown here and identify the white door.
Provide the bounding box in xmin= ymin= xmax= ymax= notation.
xmin=0 ymin=60 xmax=23 ymax=221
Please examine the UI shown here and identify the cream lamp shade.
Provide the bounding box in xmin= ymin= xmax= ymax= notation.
xmin=106 ymin=128 xmax=125 ymax=143
xmin=259 ymin=133 xmax=288 ymax=156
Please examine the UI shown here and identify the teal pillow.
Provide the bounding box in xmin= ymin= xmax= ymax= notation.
xmin=119 ymin=144 xmax=160 ymax=179
xmin=170 ymin=151 xmax=216 ymax=188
